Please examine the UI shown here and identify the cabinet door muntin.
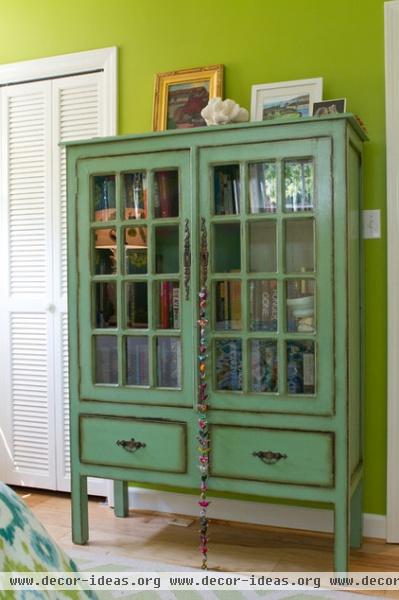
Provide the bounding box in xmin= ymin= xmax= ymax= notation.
xmin=78 ymin=152 xmax=192 ymax=404
xmin=200 ymin=137 xmax=333 ymax=414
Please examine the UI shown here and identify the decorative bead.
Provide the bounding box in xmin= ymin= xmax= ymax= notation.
xmin=199 ymin=500 xmax=210 ymax=507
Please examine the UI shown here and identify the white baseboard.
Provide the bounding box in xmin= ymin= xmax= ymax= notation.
xmin=107 ymin=486 xmax=386 ymax=540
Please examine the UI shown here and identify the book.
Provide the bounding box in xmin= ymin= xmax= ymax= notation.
xmin=215 ymin=338 xmax=242 ymax=391
xmin=214 ymin=165 xmax=240 ymax=215
xmin=155 ymin=170 xmax=179 ymax=218
xmin=251 ymin=340 xmax=278 ymax=393
xmin=127 ymin=282 xmax=148 ymax=328
xmin=286 ymin=341 xmax=315 ymax=394
xmin=172 ymin=286 xmax=180 ymax=328
xmin=126 ymin=337 xmax=149 ymax=386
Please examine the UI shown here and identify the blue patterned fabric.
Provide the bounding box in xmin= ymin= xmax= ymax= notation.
xmin=0 ymin=481 xmax=98 ymax=599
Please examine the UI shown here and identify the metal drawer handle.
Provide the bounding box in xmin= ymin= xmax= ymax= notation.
xmin=252 ymin=450 xmax=287 ymax=465
xmin=116 ymin=438 xmax=146 ymax=452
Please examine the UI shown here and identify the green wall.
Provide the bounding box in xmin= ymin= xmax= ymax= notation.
xmin=0 ymin=0 xmax=386 ymax=515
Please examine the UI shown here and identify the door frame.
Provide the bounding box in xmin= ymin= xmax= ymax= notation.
xmin=0 ymin=47 xmax=117 ymax=132
xmin=0 ymin=47 xmax=117 ymax=494
xmin=385 ymin=0 xmax=399 ymax=542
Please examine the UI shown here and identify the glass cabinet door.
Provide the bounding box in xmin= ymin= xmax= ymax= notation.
xmin=199 ymin=138 xmax=334 ymax=415
xmin=77 ymin=151 xmax=193 ymax=406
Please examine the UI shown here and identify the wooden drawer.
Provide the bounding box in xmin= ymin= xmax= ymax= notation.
xmin=210 ymin=425 xmax=334 ymax=487
xmin=79 ymin=415 xmax=187 ymax=473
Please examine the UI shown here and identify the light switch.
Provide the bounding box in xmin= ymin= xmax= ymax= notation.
xmin=362 ymin=209 xmax=381 ymax=239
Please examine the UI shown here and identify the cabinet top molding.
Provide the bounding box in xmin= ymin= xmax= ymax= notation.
xmin=63 ymin=113 xmax=368 ymax=149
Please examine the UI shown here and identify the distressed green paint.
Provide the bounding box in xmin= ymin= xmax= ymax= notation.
xmin=67 ymin=115 xmax=365 ymax=570
xmin=79 ymin=415 xmax=187 ymax=472
xmin=210 ymin=425 xmax=334 ymax=487
xmin=0 ymin=2 xmax=386 ymax=514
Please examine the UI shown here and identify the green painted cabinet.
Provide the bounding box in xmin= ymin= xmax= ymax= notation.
xmin=67 ymin=114 xmax=366 ymax=571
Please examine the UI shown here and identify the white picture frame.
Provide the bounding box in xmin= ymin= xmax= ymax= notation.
xmin=250 ymin=77 xmax=323 ymax=122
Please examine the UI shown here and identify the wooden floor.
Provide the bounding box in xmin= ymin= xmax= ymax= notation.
xmin=17 ymin=487 xmax=399 ymax=595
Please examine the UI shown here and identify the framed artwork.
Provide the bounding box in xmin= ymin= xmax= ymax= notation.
xmin=250 ymin=78 xmax=323 ymax=122
xmin=152 ymin=65 xmax=224 ymax=131
xmin=313 ymin=98 xmax=346 ymax=116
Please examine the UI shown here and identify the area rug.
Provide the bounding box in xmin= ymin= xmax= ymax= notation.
xmin=67 ymin=546 xmax=383 ymax=600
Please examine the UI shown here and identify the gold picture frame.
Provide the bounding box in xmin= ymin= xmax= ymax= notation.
xmin=152 ymin=64 xmax=224 ymax=131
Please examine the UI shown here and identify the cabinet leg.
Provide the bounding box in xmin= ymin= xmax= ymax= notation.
xmin=71 ymin=473 xmax=88 ymax=545
xmin=350 ymin=481 xmax=363 ymax=549
xmin=114 ymin=480 xmax=129 ymax=518
xmin=334 ymin=501 xmax=349 ymax=572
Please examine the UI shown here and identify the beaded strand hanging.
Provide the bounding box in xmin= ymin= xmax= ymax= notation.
xmin=198 ymin=217 xmax=209 ymax=570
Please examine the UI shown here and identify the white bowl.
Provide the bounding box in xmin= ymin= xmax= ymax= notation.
xmin=286 ymin=295 xmax=314 ymax=310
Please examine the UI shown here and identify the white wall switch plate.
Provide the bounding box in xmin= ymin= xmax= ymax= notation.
xmin=362 ymin=209 xmax=381 ymax=239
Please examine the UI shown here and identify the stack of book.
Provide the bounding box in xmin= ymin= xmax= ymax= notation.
xmin=250 ymin=280 xmax=278 ymax=331
xmin=214 ymin=165 xmax=240 ymax=215
xmin=249 ymin=162 xmax=277 ymax=213
xmin=251 ymin=340 xmax=278 ymax=393
xmin=126 ymin=337 xmax=149 ymax=386
xmin=287 ymin=341 xmax=315 ymax=394
xmin=215 ymin=339 xmax=242 ymax=391
xmin=215 ymin=280 xmax=241 ymax=330
xmin=159 ymin=282 xmax=180 ymax=329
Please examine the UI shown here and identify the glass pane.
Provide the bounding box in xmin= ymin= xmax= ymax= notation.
xmin=93 ymin=175 xmax=116 ymax=221
xmin=286 ymin=340 xmax=315 ymax=395
xmin=123 ymin=172 xmax=148 ymax=219
xmin=126 ymin=282 xmax=148 ymax=328
xmin=94 ymin=228 xmax=117 ymax=275
xmin=154 ymin=170 xmax=179 ymax=218
xmin=249 ymin=162 xmax=277 ymax=213
xmin=285 ymin=219 xmax=314 ymax=273
xmin=95 ymin=282 xmax=117 ymax=328
xmin=284 ymin=159 xmax=314 ymax=212
xmin=94 ymin=335 xmax=118 ymax=384
xmin=126 ymin=337 xmax=149 ymax=386
xmin=156 ymin=337 xmax=181 ymax=388
xmin=215 ymin=339 xmax=242 ymax=391
xmin=249 ymin=221 xmax=277 ymax=272
xmin=213 ymin=223 xmax=241 ymax=273
xmin=215 ymin=281 xmax=241 ymax=330
xmin=156 ymin=281 xmax=180 ymax=329
xmin=155 ymin=225 xmax=179 ymax=273
xmin=249 ymin=280 xmax=278 ymax=331
xmin=250 ymin=340 xmax=278 ymax=392
xmin=125 ymin=226 xmax=148 ymax=274
xmin=214 ymin=164 xmax=240 ymax=215
xmin=286 ymin=279 xmax=315 ymax=333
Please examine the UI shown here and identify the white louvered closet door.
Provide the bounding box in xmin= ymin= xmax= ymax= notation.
xmin=0 ymin=72 xmax=110 ymax=492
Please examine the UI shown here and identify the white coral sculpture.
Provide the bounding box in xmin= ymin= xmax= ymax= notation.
xmin=201 ymin=97 xmax=249 ymax=125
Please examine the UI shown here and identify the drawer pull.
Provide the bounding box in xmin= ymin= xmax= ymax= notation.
xmin=252 ymin=450 xmax=287 ymax=465
xmin=116 ymin=438 xmax=146 ymax=452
